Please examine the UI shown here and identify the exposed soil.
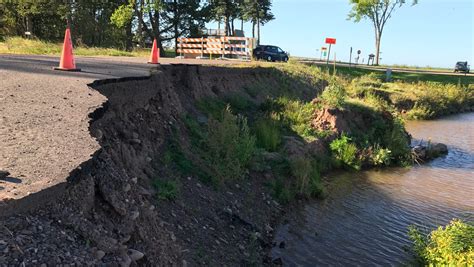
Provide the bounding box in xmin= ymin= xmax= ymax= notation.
xmin=0 ymin=64 xmax=324 ymax=265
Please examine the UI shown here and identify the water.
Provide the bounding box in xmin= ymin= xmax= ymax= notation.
xmin=272 ymin=113 xmax=474 ymax=266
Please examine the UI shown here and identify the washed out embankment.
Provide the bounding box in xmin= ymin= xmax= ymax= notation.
xmin=0 ymin=62 xmax=452 ymax=265
xmin=0 ymin=64 xmax=325 ymax=265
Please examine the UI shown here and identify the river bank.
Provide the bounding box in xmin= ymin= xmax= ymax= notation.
xmin=271 ymin=112 xmax=474 ymax=265
xmin=0 ymin=62 xmax=471 ymax=265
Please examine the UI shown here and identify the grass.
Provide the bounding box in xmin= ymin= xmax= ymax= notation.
xmin=0 ymin=36 xmax=176 ymax=57
xmin=408 ymin=219 xmax=474 ymax=265
xmin=317 ymin=64 xmax=474 ymax=85
xmin=152 ymin=179 xmax=179 ymax=200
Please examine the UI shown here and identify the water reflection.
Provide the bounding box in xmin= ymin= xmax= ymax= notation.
xmin=272 ymin=113 xmax=474 ymax=266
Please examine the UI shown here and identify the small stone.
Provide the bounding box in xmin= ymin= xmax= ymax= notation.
xmin=130 ymin=211 xmax=140 ymax=220
xmin=128 ymin=249 xmax=144 ymax=261
xmin=95 ymin=250 xmax=105 ymax=260
xmin=265 ymin=224 xmax=273 ymax=233
xmin=123 ymin=184 xmax=131 ymax=192
xmin=129 ymin=139 xmax=141 ymax=145
xmin=120 ymin=254 xmax=132 ymax=267
xmin=279 ymin=241 xmax=285 ymax=249
xmin=170 ymin=232 xmax=176 ymax=242
xmin=95 ymin=129 xmax=103 ymax=140
xmin=0 ymin=170 xmax=10 ymax=180
xmin=131 ymin=177 xmax=138 ymax=184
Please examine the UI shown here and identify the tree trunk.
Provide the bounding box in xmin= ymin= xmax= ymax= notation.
xmin=241 ymin=19 xmax=243 ymax=31
xmin=137 ymin=1 xmax=145 ymax=47
xmin=231 ymin=18 xmax=234 ymax=36
xmin=257 ymin=17 xmax=260 ymax=45
xmin=25 ymin=15 xmax=34 ymax=38
xmin=375 ymin=30 xmax=382 ymax=65
xmin=252 ymin=21 xmax=255 ymax=38
xmin=125 ymin=21 xmax=133 ymax=51
xmin=224 ymin=16 xmax=228 ymax=36
xmin=173 ymin=0 xmax=179 ymax=55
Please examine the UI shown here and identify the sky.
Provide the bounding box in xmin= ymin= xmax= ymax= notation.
xmin=207 ymin=0 xmax=474 ymax=68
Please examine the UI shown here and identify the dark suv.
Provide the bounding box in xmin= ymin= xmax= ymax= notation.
xmin=253 ymin=45 xmax=289 ymax=62
xmin=454 ymin=61 xmax=470 ymax=73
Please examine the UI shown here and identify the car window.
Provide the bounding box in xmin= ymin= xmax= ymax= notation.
xmin=269 ymin=46 xmax=277 ymax=52
xmin=277 ymin=47 xmax=283 ymax=53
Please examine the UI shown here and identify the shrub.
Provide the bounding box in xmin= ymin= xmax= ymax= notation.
xmin=330 ymin=134 xmax=361 ymax=170
xmin=370 ymin=144 xmax=392 ymax=166
xmin=320 ymin=76 xmax=346 ymax=108
xmin=408 ymin=219 xmax=474 ymax=265
xmin=289 ymin=157 xmax=324 ymax=198
xmin=269 ymin=97 xmax=318 ymax=141
xmin=254 ymin=118 xmax=282 ymax=152
xmin=152 ymin=179 xmax=179 ymax=200
xmin=384 ymin=118 xmax=411 ymax=164
xmin=205 ymin=106 xmax=256 ymax=182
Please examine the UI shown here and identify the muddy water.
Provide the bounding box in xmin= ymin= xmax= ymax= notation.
xmin=272 ymin=113 xmax=474 ymax=266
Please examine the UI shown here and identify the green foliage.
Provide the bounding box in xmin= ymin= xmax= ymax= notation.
xmin=408 ymin=219 xmax=474 ymax=265
xmin=253 ymin=118 xmax=282 ymax=152
xmin=289 ymin=157 xmax=324 ymax=198
xmin=225 ymin=93 xmax=255 ymax=113
xmin=370 ymin=144 xmax=392 ymax=166
xmin=267 ymin=97 xmax=318 ymax=141
xmin=110 ymin=4 xmax=134 ymax=28
xmin=384 ymin=117 xmax=411 ymax=164
xmin=196 ymin=98 xmax=227 ymax=119
xmin=320 ymin=77 xmax=347 ymax=108
xmin=330 ymin=135 xmax=361 ymax=170
xmin=205 ymin=106 xmax=256 ymax=182
xmin=152 ymin=179 xmax=179 ymax=201
xmin=268 ymin=157 xmax=325 ymax=204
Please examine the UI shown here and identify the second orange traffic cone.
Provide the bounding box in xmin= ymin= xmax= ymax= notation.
xmin=54 ymin=27 xmax=80 ymax=72
xmin=148 ymin=38 xmax=160 ymax=64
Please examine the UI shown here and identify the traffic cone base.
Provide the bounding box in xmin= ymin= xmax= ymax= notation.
xmin=148 ymin=38 xmax=160 ymax=64
xmin=54 ymin=27 xmax=80 ymax=72
xmin=54 ymin=67 xmax=81 ymax=72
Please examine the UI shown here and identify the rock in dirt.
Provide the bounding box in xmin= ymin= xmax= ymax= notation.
xmin=128 ymin=249 xmax=145 ymax=261
xmin=0 ymin=170 xmax=10 ymax=180
xmin=95 ymin=250 xmax=106 ymax=260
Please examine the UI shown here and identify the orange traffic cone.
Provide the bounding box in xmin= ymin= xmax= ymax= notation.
xmin=54 ymin=27 xmax=80 ymax=71
xmin=148 ymin=38 xmax=160 ymax=64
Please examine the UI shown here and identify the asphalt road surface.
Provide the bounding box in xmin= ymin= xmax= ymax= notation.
xmin=0 ymin=54 xmax=245 ymax=202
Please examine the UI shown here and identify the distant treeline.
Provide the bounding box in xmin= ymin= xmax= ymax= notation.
xmin=0 ymin=0 xmax=274 ymax=54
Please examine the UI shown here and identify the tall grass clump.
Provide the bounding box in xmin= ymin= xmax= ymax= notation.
xmin=205 ymin=106 xmax=256 ymax=182
xmin=254 ymin=118 xmax=282 ymax=152
xmin=330 ymin=134 xmax=361 ymax=170
xmin=320 ymin=76 xmax=347 ymax=108
xmin=289 ymin=157 xmax=324 ymax=198
xmin=408 ymin=219 xmax=474 ymax=265
xmin=264 ymin=97 xmax=318 ymax=141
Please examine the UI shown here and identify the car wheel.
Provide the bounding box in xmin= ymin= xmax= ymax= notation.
xmin=267 ymin=55 xmax=272 ymax=62
xmin=284 ymin=57 xmax=289 ymax=62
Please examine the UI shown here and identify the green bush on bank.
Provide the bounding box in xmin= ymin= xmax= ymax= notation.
xmin=330 ymin=135 xmax=361 ymax=170
xmin=408 ymin=219 xmax=474 ymax=265
xmin=205 ymin=106 xmax=256 ymax=183
xmin=320 ymin=76 xmax=347 ymax=108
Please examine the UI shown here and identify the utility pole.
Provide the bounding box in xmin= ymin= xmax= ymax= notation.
xmin=349 ymin=47 xmax=352 ymax=67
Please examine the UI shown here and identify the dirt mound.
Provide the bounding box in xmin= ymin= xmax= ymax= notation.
xmin=311 ymin=106 xmax=394 ymax=139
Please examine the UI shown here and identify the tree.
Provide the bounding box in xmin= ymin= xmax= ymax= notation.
xmin=243 ymin=0 xmax=274 ymax=44
xmin=348 ymin=0 xmax=417 ymax=65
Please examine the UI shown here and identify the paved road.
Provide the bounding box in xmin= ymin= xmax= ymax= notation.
xmin=299 ymin=59 xmax=474 ymax=77
xmin=0 ymin=54 xmax=244 ymax=202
